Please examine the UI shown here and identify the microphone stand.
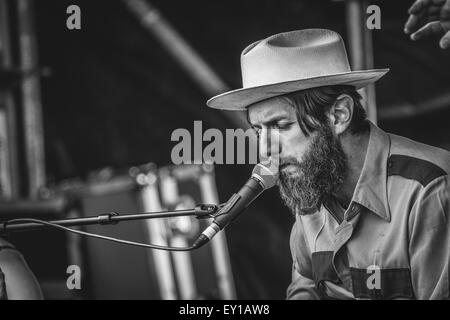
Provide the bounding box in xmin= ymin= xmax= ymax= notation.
xmin=0 ymin=204 xmax=220 ymax=234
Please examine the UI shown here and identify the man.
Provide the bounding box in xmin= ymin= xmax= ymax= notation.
xmin=404 ymin=0 xmax=450 ymax=49
xmin=0 ymin=237 xmax=43 ymax=300
xmin=207 ymin=29 xmax=450 ymax=299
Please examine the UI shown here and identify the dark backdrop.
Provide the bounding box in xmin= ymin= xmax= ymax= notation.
xmin=31 ymin=0 xmax=450 ymax=299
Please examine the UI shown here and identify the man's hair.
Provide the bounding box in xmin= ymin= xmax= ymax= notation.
xmin=283 ymin=85 xmax=369 ymax=136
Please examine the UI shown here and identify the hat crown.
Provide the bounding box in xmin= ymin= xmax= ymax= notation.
xmin=240 ymin=29 xmax=351 ymax=88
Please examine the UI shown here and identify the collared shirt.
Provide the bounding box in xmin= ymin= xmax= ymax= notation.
xmin=287 ymin=122 xmax=450 ymax=300
xmin=0 ymin=268 xmax=6 ymax=300
xmin=0 ymin=239 xmax=15 ymax=300
xmin=0 ymin=237 xmax=43 ymax=300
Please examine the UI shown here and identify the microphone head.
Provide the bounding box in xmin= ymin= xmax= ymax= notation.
xmin=251 ymin=162 xmax=278 ymax=189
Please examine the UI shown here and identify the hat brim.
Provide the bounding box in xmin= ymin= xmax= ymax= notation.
xmin=207 ymin=69 xmax=389 ymax=110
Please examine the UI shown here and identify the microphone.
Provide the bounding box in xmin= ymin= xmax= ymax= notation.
xmin=193 ymin=162 xmax=278 ymax=249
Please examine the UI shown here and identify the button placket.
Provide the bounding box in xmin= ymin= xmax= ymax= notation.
xmin=331 ymin=209 xmax=361 ymax=297
xmin=331 ymin=223 xmax=353 ymax=283
xmin=345 ymin=203 xmax=361 ymax=221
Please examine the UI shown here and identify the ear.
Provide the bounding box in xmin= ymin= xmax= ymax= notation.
xmin=327 ymin=94 xmax=354 ymax=136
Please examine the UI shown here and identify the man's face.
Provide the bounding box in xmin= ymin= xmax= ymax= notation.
xmin=248 ymin=96 xmax=347 ymax=215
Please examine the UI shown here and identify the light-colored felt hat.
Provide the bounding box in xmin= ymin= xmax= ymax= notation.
xmin=207 ymin=29 xmax=389 ymax=110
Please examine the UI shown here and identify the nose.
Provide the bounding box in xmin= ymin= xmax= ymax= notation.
xmin=259 ymin=128 xmax=281 ymax=163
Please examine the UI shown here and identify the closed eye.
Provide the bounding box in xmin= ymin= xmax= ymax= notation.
xmin=271 ymin=121 xmax=296 ymax=131
xmin=251 ymin=121 xmax=295 ymax=136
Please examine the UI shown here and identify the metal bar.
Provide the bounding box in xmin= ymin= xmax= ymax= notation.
xmin=160 ymin=173 xmax=198 ymax=299
xmin=0 ymin=0 xmax=20 ymax=199
xmin=345 ymin=0 xmax=377 ymax=124
xmin=17 ymin=0 xmax=46 ymax=198
xmin=346 ymin=0 xmax=365 ymax=69
xmin=0 ymin=196 xmax=67 ymax=216
xmin=140 ymin=172 xmax=178 ymax=299
xmin=122 ymin=0 xmax=248 ymax=128
xmin=199 ymin=168 xmax=236 ymax=299
xmin=0 ymin=205 xmax=213 ymax=233
xmin=123 ymin=0 xmax=227 ymax=96
xmin=65 ymin=208 xmax=85 ymax=299
xmin=378 ymin=93 xmax=450 ymax=121
xmin=363 ymin=14 xmax=377 ymax=122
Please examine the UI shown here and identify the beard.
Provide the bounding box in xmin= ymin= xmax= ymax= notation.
xmin=278 ymin=124 xmax=347 ymax=216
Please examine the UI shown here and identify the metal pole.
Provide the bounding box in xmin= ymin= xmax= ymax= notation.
xmin=0 ymin=204 xmax=217 ymax=233
xmin=122 ymin=0 xmax=248 ymax=129
xmin=0 ymin=0 xmax=20 ymax=199
xmin=199 ymin=167 xmax=237 ymax=299
xmin=140 ymin=173 xmax=178 ymax=299
xmin=345 ymin=0 xmax=377 ymax=124
xmin=363 ymin=5 xmax=377 ymax=123
xmin=17 ymin=0 xmax=46 ymax=198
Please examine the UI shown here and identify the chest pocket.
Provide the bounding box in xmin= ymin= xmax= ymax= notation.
xmin=312 ymin=251 xmax=415 ymax=299
xmin=312 ymin=251 xmax=339 ymax=283
xmin=350 ymin=268 xmax=415 ymax=299
xmin=312 ymin=251 xmax=341 ymax=298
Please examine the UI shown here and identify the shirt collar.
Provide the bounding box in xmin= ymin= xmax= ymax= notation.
xmin=350 ymin=121 xmax=391 ymax=221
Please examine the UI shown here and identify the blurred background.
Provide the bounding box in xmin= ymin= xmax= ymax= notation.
xmin=0 ymin=0 xmax=449 ymax=299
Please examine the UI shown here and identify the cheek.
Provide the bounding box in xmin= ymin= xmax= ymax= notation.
xmin=279 ymin=127 xmax=311 ymax=159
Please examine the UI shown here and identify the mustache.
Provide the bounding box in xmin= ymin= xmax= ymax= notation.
xmin=279 ymin=157 xmax=300 ymax=170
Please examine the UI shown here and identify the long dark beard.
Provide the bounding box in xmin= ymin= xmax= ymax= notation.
xmin=278 ymin=125 xmax=347 ymax=216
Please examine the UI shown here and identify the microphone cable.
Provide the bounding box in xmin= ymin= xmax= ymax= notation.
xmin=2 ymin=218 xmax=198 ymax=251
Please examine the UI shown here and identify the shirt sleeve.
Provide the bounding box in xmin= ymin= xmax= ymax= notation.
xmin=408 ymin=175 xmax=450 ymax=299
xmin=286 ymin=219 xmax=321 ymax=300
xmin=0 ymin=238 xmax=43 ymax=300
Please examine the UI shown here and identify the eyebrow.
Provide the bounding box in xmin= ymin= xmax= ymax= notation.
xmin=250 ymin=114 xmax=292 ymax=128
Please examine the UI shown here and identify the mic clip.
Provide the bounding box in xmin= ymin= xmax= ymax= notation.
xmin=194 ymin=203 xmax=221 ymax=219
xmin=98 ymin=211 xmax=120 ymax=225
xmin=211 ymin=193 xmax=241 ymax=219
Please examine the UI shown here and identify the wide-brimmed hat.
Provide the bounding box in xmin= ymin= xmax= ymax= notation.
xmin=207 ymin=29 xmax=389 ymax=110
